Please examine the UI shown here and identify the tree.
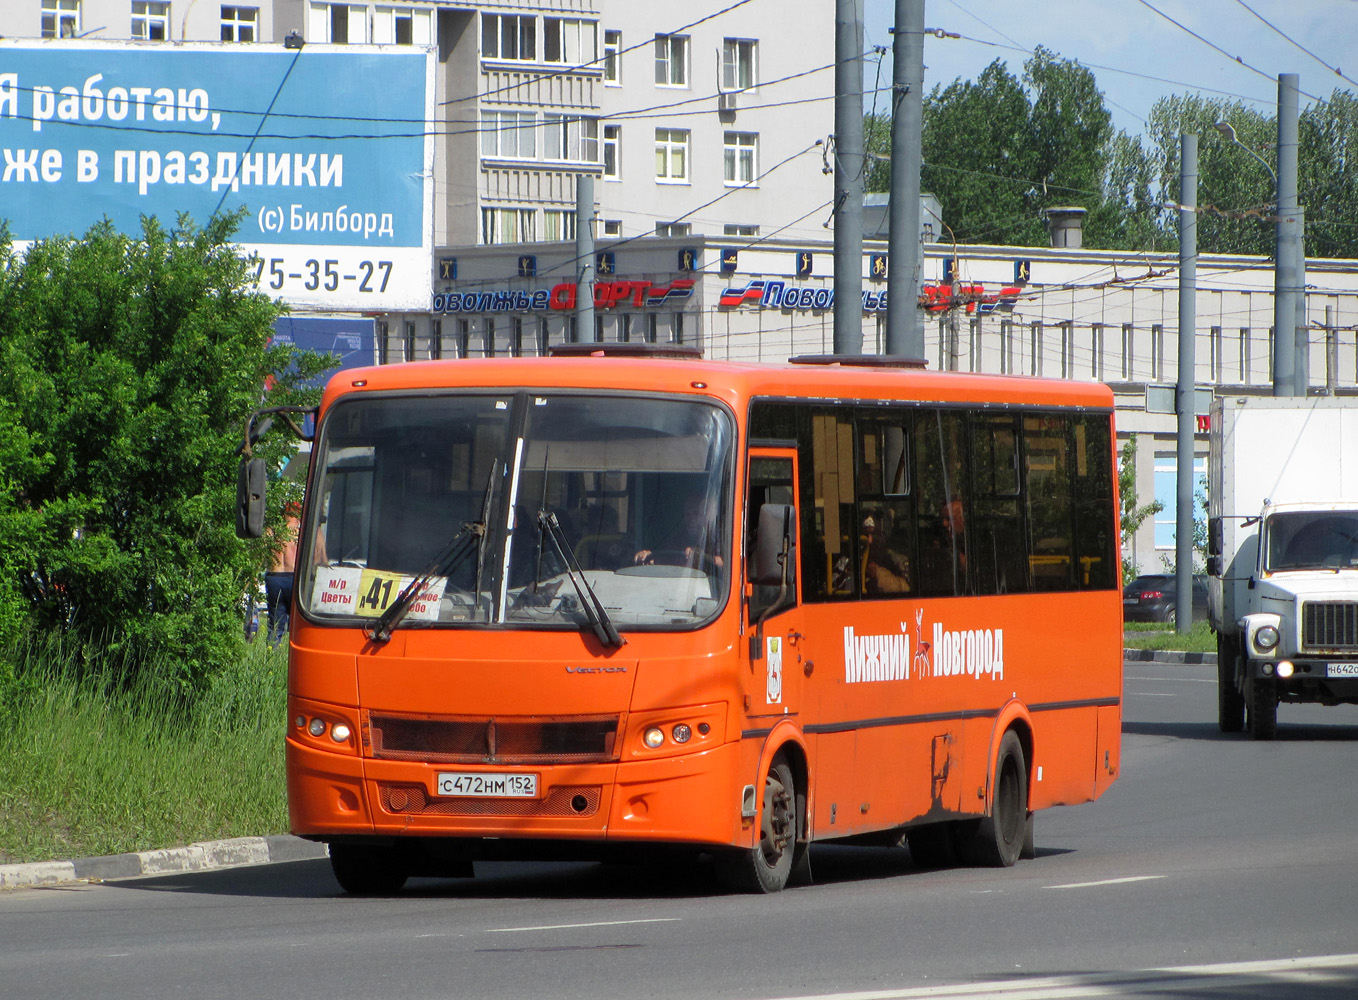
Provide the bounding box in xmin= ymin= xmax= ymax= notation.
xmin=1119 ymin=434 xmax=1162 ymax=584
xmin=0 ymin=213 xmax=328 ymax=690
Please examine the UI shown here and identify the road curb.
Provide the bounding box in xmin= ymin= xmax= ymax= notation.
xmin=1124 ymin=648 xmax=1217 ymax=665
xmin=0 ymin=836 xmax=328 ymax=891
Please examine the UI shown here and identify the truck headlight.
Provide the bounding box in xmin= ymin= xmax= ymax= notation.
xmin=1255 ymin=625 xmax=1280 ymax=651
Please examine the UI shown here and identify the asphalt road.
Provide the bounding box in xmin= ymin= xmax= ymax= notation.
xmin=3 ymin=661 xmax=1357 ymax=1000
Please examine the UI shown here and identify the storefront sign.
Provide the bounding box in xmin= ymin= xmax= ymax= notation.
xmin=431 ymin=278 xmax=694 ymax=315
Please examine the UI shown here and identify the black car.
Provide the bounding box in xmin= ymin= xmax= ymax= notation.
xmin=1123 ymin=573 xmax=1208 ymax=623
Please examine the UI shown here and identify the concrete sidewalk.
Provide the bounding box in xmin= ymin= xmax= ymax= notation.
xmin=0 ymin=835 xmax=328 ymax=890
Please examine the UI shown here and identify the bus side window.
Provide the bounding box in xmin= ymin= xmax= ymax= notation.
xmin=747 ymin=457 xmax=797 ymax=621
xmin=970 ymin=414 xmax=1026 ymax=595
xmin=1025 ymin=414 xmax=1076 ymax=591
xmin=914 ymin=409 xmax=969 ymax=597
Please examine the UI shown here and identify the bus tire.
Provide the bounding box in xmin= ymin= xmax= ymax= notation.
xmin=715 ymin=754 xmax=797 ymax=893
xmin=329 ymin=843 xmax=409 ymax=895
xmin=1217 ymin=636 xmax=1245 ymax=733
xmin=1247 ymin=677 xmax=1278 ymax=741
xmin=958 ymin=730 xmax=1027 ymax=868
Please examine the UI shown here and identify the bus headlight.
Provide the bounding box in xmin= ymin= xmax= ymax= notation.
xmin=331 ymin=723 xmax=352 ymax=743
xmin=643 ymin=727 xmax=665 ymax=749
xmin=1255 ymin=625 xmax=1280 ymax=651
xmin=308 ymin=717 xmax=327 ymax=737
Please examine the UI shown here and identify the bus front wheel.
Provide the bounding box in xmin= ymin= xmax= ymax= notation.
xmin=716 ymin=754 xmax=797 ymax=893
xmin=329 ymin=842 xmax=409 ymax=895
xmin=956 ymin=730 xmax=1027 ymax=868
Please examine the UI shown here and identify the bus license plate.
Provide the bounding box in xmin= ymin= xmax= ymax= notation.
xmin=436 ymin=772 xmax=539 ymax=798
xmin=1327 ymin=663 xmax=1358 ymax=678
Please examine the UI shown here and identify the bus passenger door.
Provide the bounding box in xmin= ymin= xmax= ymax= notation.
xmin=745 ymin=450 xmax=803 ymax=719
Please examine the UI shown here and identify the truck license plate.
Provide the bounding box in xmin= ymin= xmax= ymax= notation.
xmin=436 ymin=772 xmax=539 ymax=798
xmin=1326 ymin=664 xmax=1358 ymax=678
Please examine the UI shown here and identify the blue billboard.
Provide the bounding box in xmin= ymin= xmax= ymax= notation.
xmin=0 ymin=40 xmax=434 ymax=310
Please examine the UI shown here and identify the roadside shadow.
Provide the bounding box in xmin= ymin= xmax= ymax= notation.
xmin=1124 ymin=720 xmax=1358 ymax=741
xmin=107 ymin=842 xmax=1076 ymax=901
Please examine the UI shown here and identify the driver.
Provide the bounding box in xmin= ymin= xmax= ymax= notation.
xmin=634 ymin=492 xmax=724 ymax=571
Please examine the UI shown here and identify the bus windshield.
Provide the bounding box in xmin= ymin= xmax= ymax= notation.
xmin=300 ymin=391 xmax=734 ymax=632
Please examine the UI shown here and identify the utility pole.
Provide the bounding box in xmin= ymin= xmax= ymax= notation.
xmin=1274 ymin=73 xmax=1302 ymax=396
xmin=1176 ymin=133 xmax=1198 ymax=633
xmin=885 ymin=0 xmax=925 ymax=359
xmin=833 ymin=0 xmax=865 ymax=355
xmin=575 ymin=173 xmax=595 ymax=343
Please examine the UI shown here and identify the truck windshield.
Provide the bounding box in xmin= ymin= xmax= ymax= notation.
xmin=1264 ymin=511 xmax=1358 ymax=572
xmin=298 ymin=391 xmax=733 ymax=632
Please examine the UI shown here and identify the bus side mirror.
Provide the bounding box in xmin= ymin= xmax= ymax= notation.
xmin=752 ymin=503 xmax=795 ymax=586
xmin=1206 ymin=555 xmax=1221 ymax=576
xmin=1208 ymin=517 xmax=1222 ymax=557
xmin=236 ymin=457 xmax=267 ymax=539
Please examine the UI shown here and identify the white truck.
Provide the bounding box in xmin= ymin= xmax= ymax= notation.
xmin=1207 ymin=396 xmax=1358 ymax=739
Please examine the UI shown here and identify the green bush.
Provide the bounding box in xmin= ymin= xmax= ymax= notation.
xmin=0 ymin=214 xmax=328 ymax=693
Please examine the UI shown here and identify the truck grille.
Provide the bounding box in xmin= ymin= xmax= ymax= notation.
xmin=1302 ymin=602 xmax=1358 ymax=650
xmin=365 ymin=712 xmax=620 ymax=764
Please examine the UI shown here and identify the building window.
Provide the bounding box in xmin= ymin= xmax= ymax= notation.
xmin=603 ymin=125 xmax=621 ymax=179
xmin=655 ymin=222 xmax=692 ymax=237
xmin=603 ymin=29 xmax=622 ymax=83
xmin=220 ymin=5 xmax=256 ymax=41
xmin=1151 ymin=324 xmax=1164 ymax=381
xmin=481 ymin=207 xmax=536 ymax=245
xmin=655 ymin=128 xmax=689 ymax=181
xmin=481 ymin=111 xmax=537 ymax=159
xmin=544 ymin=115 xmax=599 ymax=163
xmin=1210 ymin=325 xmax=1223 ymax=382
xmin=602 ymin=219 xmax=622 ymax=237
xmin=646 ymin=313 xmax=659 ymax=343
xmin=375 ymin=5 xmax=427 ymax=44
xmin=1239 ymin=327 xmax=1251 ymax=383
xmin=482 ymin=12 xmax=536 ymax=61
xmin=1091 ymin=323 xmax=1105 ymax=380
xmin=673 ymin=312 xmax=686 ymax=344
xmin=544 ymin=17 xmax=597 ymax=65
xmin=723 ymin=131 xmax=758 ymax=185
xmin=654 ymin=34 xmax=688 ymax=86
xmin=722 ymin=38 xmax=757 ymax=90
xmin=403 ymin=321 xmax=417 ymax=362
xmin=723 ymin=223 xmax=758 ymax=237
xmin=132 ymin=1 xmax=170 ymax=40
xmin=1029 ymin=321 xmax=1043 ymax=376
xmin=430 ymin=319 xmax=442 ymax=360
xmin=42 ymin=0 xmax=80 ymax=37
xmin=1121 ymin=323 xmax=1135 ymax=379
xmin=543 ymin=210 xmax=576 ymax=242
xmin=1000 ymin=319 xmax=1014 ymax=374
xmin=1154 ymin=453 xmax=1207 ymax=550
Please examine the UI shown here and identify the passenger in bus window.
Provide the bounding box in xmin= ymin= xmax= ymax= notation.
xmin=634 ymin=492 xmax=724 ymax=571
xmin=861 ymin=510 xmax=911 ymax=595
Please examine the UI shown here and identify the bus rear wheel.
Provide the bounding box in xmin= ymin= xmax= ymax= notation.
xmin=956 ymin=730 xmax=1027 ymax=868
xmin=329 ymin=843 xmax=409 ymax=895
xmin=716 ymin=754 xmax=797 ymax=893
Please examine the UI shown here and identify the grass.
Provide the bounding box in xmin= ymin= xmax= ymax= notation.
xmin=0 ymin=637 xmax=290 ymax=866
xmin=1122 ymin=618 xmax=1216 ymax=653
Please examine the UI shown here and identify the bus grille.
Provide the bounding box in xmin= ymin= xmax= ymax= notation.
xmin=1302 ymin=602 xmax=1358 ymax=650
xmin=365 ymin=712 xmax=620 ymax=764
xmin=378 ymin=783 xmax=601 ymax=818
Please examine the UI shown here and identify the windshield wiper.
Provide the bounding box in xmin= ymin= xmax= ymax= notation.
xmin=365 ymin=521 xmax=485 ymax=643
xmin=367 ymin=462 xmax=499 ymax=644
xmin=538 ymin=508 xmax=625 ymax=649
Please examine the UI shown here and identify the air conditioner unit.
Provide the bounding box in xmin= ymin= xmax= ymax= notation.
xmin=718 ymin=91 xmax=738 ymax=112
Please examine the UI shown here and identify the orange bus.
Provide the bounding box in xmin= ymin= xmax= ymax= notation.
xmin=240 ymin=346 xmax=1122 ymax=893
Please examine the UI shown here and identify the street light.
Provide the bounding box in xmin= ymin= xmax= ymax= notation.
xmin=1213 ymin=121 xmax=1277 ymax=194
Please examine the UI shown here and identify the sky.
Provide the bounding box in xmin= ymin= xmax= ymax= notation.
xmin=861 ymin=0 xmax=1358 ymax=138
